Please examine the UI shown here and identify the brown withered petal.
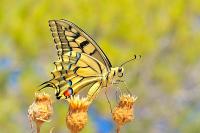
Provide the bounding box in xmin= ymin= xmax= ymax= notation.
xmin=66 ymin=95 xmax=91 ymax=133
xmin=28 ymin=92 xmax=53 ymax=132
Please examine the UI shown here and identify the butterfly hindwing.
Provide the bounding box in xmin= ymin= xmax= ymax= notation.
xmin=42 ymin=51 xmax=106 ymax=99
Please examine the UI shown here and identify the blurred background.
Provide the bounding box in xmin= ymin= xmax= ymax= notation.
xmin=1 ymin=0 xmax=200 ymax=133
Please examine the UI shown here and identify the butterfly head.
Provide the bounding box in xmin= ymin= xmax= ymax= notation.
xmin=108 ymin=67 xmax=124 ymax=85
xmin=110 ymin=67 xmax=124 ymax=80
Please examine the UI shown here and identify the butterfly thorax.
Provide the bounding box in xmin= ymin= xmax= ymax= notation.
xmin=102 ymin=67 xmax=124 ymax=87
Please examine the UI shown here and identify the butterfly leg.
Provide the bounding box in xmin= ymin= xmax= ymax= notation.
xmin=105 ymin=90 xmax=113 ymax=113
xmin=87 ymin=82 xmax=101 ymax=102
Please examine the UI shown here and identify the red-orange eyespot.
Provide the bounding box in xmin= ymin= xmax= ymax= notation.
xmin=64 ymin=88 xmax=73 ymax=97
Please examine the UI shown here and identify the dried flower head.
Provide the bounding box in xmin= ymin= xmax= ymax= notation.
xmin=112 ymin=94 xmax=137 ymax=132
xmin=66 ymin=95 xmax=91 ymax=133
xmin=28 ymin=92 xmax=53 ymax=132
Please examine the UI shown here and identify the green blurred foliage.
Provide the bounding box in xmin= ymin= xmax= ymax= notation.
xmin=0 ymin=0 xmax=200 ymax=132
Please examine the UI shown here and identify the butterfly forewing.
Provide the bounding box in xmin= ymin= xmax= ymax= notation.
xmin=48 ymin=19 xmax=112 ymax=71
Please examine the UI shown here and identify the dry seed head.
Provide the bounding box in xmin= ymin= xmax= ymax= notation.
xmin=66 ymin=95 xmax=91 ymax=133
xmin=112 ymin=94 xmax=137 ymax=126
xmin=28 ymin=92 xmax=53 ymax=127
xmin=112 ymin=106 xmax=133 ymax=126
xmin=66 ymin=112 xmax=88 ymax=133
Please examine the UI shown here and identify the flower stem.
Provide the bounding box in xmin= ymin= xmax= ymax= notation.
xmin=36 ymin=126 xmax=40 ymax=133
xmin=71 ymin=130 xmax=78 ymax=133
xmin=36 ymin=122 xmax=41 ymax=133
xmin=116 ymin=125 xmax=120 ymax=133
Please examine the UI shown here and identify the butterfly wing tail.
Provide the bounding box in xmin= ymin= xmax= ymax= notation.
xmin=38 ymin=80 xmax=56 ymax=91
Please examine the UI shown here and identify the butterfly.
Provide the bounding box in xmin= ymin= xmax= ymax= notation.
xmin=40 ymin=19 xmax=136 ymax=101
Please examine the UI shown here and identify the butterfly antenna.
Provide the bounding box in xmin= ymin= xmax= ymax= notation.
xmin=120 ymin=54 xmax=141 ymax=67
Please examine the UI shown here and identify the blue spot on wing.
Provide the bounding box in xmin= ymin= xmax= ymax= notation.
xmin=68 ymin=80 xmax=72 ymax=86
xmin=69 ymin=87 xmax=73 ymax=95
xmin=75 ymin=52 xmax=81 ymax=64
xmin=68 ymin=64 xmax=72 ymax=70
xmin=76 ymin=52 xmax=81 ymax=59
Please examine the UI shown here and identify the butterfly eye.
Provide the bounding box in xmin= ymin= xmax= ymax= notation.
xmin=118 ymin=67 xmax=122 ymax=73
xmin=117 ymin=67 xmax=124 ymax=77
